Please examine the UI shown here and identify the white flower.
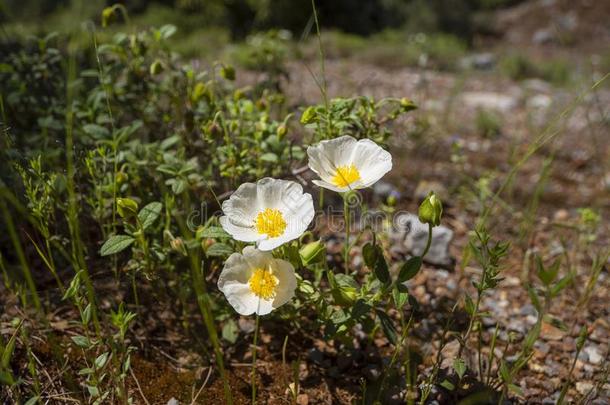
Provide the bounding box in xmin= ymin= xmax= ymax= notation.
xmin=218 ymin=246 xmax=297 ymax=316
xmin=307 ymin=135 xmax=392 ymax=192
xmin=220 ymin=178 xmax=315 ymax=251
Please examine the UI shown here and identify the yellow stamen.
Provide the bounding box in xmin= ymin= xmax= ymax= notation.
xmin=332 ymin=164 xmax=360 ymax=187
xmin=248 ymin=267 xmax=278 ymax=300
xmin=255 ymin=208 xmax=287 ymax=238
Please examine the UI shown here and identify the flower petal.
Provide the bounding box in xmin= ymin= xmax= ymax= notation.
xmin=307 ymin=136 xmax=357 ymax=183
xmin=351 ymin=139 xmax=392 ymax=187
xmin=271 ymin=259 xmax=297 ymax=310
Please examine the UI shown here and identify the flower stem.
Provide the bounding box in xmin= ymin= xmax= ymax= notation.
xmin=344 ymin=194 xmax=350 ymax=273
xmin=251 ymin=313 xmax=261 ymax=405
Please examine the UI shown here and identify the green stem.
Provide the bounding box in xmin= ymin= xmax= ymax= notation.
xmin=344 ymin=194 xmax=350 ymax=273
xmin=0 ymin=197 xmax=41 ymax=311
xmin=422 ymin=223 xmax=433 ymax=258
xmin=251 ymin=313 xmax=261 ymax=405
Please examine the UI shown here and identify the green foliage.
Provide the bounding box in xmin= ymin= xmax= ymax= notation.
xmin=500 ymin=53 xmax=571 ymax=85
xmin=475 ymin=108 xmax=502 ymax=138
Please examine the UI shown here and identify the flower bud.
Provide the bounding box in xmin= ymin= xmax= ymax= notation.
xmin=116 ymin=171 xmax=128 ymax=185
xmin=220 ymin=65 xmax=235 ymax=81
xmin=170 ymin=237 xmax=187 ymax=256
xmin=117 ymin=198 xmax=139 ymax=219
xmin=299 ymin=240 xmax=326 ymax=266
xmin=101 ymin=7 xmax=115 ymax=27
xmin=300 ymin=106 xmax=316 ymax=125
xmin=276 ymin=123 xmax=287 ymax=140
xmin=418 ymin=191 xmax=442 ymax=227
xmin=149 ymin=60 xmax=164 ymax=75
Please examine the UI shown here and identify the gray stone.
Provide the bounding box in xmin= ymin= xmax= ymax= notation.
xmin=533 ymin=29 xmax=554 ymax=45
xmin=391 ymin=213 xmax=454 ymax=267
xmin=461 ymin=91 xmax=518 ymax=113
xmin=459 ymin=52 xmax=496 ymax=70
xmin=583 ymin=346 xmax=603 ymax=365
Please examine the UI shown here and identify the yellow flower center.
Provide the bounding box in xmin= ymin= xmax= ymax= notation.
xmin=248 ymin=267 xmax=278 ymax=300
xmin=255 ymin=208 xmax=287 ymax=238
xmin=332 ymin=164 xmax=360 ymax=188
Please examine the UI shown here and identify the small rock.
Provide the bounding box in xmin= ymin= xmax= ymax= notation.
xmin=461 ymin=92 xmax=518 ymax=113
xmin=364 ymin=364 xmax=381 ymax=381
xmin=307 ymin=348 xmax=324 ymax=365
xmin=391 ymin=213 xmax=454 ymax=267
xmin=238 ymin=318 xmax=255 ymax=334
xmin=541 ymin=322 xmax=565 ymax=341
xmin=533 ymin=29 xmax=554 ymax=44
xmin=519 ymin=304 xmax=537 ymax=317
xmin=167 ymin=399 xmax=180 ymax=405
xmin=527 ymin=94 xmax=552 ymax=110
xmin=296 ymin=393 xmax=309 ymax=405
xmin=460 ymin=52 xmax=496 ymax=70
xmin=583 ymin=346 xmax=603 ymax=365
xmin=373 ymin=181 xmax=401 ymax=200
xmin=576 ymin=381 xmax=594 ymax=395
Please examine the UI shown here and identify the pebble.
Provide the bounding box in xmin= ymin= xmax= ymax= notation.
xmin=461 ymin=91 xmax=518 ymax=113
xmin=296 ymin=394 xmax=309 ymax=405
xmin=390 ymin=213 xmax=454 ymax=267
xmin=583 ymin=346 xmax=603 ymax=365
xmin=364 ymin=364 xmax=381 ymax=381
xmin=576 ymin=382 xmax=594 ymax=395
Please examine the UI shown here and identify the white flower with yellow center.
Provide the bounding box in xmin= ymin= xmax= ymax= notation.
xmin=218 ymin=246 xmax=297 ymax=315
xmin=307 ymin=135 xmax=392 ymax=192
xmin=220 ymin=178 xmax=315 ymax=251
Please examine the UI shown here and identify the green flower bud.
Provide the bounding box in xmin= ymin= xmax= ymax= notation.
xmin=149 ymin=60 xmax=164 ymax=75
xmin=299 ymin=240 xmax=326 ymax=266
xmin=117 ymin=198 xmax=139 ymax=219
xmin=300 ymin=106 xmax=316 ymax=125
xmin=276 ymin=123 xmax=287 ymax=140
xmin=220 ymin=65 xmax=235 ymax=81
xmin=116 ymin=171 xmax=128 ymax=185
xmin=400 ymin=97 xmax=417 ymax=111
xmin=101 ymin=7 xmax=115 ymax=27
xmin=170 ymin=237 xmax=187 ymax=256
xmin=418 ymin=191 xmax=443 ymax=227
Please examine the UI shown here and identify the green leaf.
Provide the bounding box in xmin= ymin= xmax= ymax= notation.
xmin=453 ymin=358 xmax=467 ymax=379
xmin=222 ymin=319 xmax=238 ymax=344
xmin=95 ymin=352 xmax=109 ymax=369
xmin=362 ymin=243 xmax=390 ymax=285
xmin=87 ymin=385 xmax=100 ymax=397
xmin=196 ymin=226 xmax=230 ymax=240
xmin=392 ymin=287 xmax=409 ymax=309
xmin=24 ymin=397 xmax=40 ymax=405
xmin=82 ymin=124 xmax=110 ymax=139
xmin=206 ymin=243 xmax=234 ymax=257
xmin=351 ymin=299 xmax=372 ymax=319
xmin=138 ymin=202 xmax=162 ymax=230
xmin=158 ymin=24 xmax=177 ymax=39
xmin=543 ymin=315 xmax=567 ymax=331
xmin=260 ymin=153 xmax=278 ymax=163
xmin=376 ymin=309 xmax=397 ymax=345
xmin=1 ymin=326 xmax=18 ymax=369
xmin=499 ymin=360 xmax=511 ymax=383
xmin=100 ymin=235 xmax=135 ymax=256
xmin=440 ymin=379 xmax=455 ymax=391
xmin=71 ymin=335 xmax=92 ymax=348
xmin=464 ymin=294 xmax=475 ymax=316
xmin=550 ymin=274 xmax=572 ymax=297
xmin=398 ymin=256 xmax=422 ymax=283
xmin=508 ymin=383 xmax=523 ymax=396
xmin=526 ymin=285 xmax=541 ymax=312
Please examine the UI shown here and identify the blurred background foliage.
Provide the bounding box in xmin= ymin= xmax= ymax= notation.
xmin=2 ymin=0 xmax=523 ymax=42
